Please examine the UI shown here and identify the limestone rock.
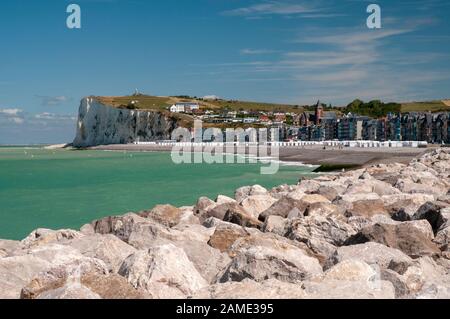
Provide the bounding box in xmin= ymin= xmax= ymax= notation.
xmin=79 ymin=273 xmax=151 ymax=299
xmin=296 ymin=179 xmax=322 ymax=194
xmin=223 ymin=207 xmax=263 ymax=229
xmin=207 ymin=202 xmax=248 ymax=221
xmin=314 ymin=186 xmax=339 ymax=202
xmin=20 ymin=229 xmax=84 ymax=249
xmin=340 ymin=192 xmax=381 ymax=203
xmin=0 ymin=255 xmax=52 ymax=299
xmin=240 ymin=195 xmax=277 ymax=219
xmin=396 ymin=178 xmax=447 ymax=197
xmin=327 ymin=242 xmax=414 ymax=274
xmin=130 ymin=223 xmax=214 ymax=250
xmin=322 ymin=259 xmax=378 ymax=282
xmin=79 ymin=224 xmax=95 ymax=235
xmin=33 ymin=274 xmax=149 ymax=299
xmin=413 ymin=202 xmax=446 ymax=233
xmin=303 ymin=279 xmax=395 ymax=299
xmin=118 ymin=244 xmax=208 ymax=298
xmin=20 ymin=257 xmax=108 ymax=299
xmin=217 ymin=234 xmax=322 ymax=284
xmin=0 ymin=240 xmax=19 ymax=258
xmin=194 ymin=279 xmax=307 ymax=299
xmin=287 ymin=215 xmax=357 ymax=248
xmin=21 ymin=255 xmax=149 ymax=299
xmin=173 ymin=240 xmax=231 ymax=284
xmin=67 ymin=234 xmax=137 ymax=273
xmin=344 ymin=199 xmax=388 ymax=218
xmin=194 ymin=197 xmax=216 ymax=221
xmin=92 ymin=213 xmax=212 ymax=250
xmin=259 ymin=195 xmax=330 ymax=222
xmin=261 ymin=216 xmax=289 ymax=236
xmin=216 ymin=195 xmax=236 ymax=205
xmin=382 ymin=194 xmax=435 ymax=217
xmin=36 ymin=283 xmax=102 ymax=299
xmin=235 ymin=185 xmax=268 ymax=203
xmin=345 ymin=179 xmax=401 ymax=197
xmin=380 ymin=269 xmax=410 ymax=298
xmin=171 ymin=223 xmax=215 ymax=243
xmin=16 ymin=244 xmax=86 ymax=266
xmin=91 ymin=213 xmax=150 ymax=242
xmin=407 ymin=220 xmax=435 ymax=240
xmin=259 ymin=197 xmax=305 ymax=221
xmin=346 ymin=222 xmax=441 ymax=258
xmin=208 ymin=223 xmax=253 ymax=253
xmin=285 ymin=215 xmax=356 ymax=265
xmin=269 ymin=184 xmax=297 ymax=199
xmin=403 ymin=257 xmax=450 ymax=297
xmin=435 ymin=226 xmax=450 ymax=251
xmin=138 ymin=204 xmax=183 ymax=228
xmin=305 ymin=202 xmax=344 ymax=218
xmin=178 ymin=207 xmax=200 ymax=225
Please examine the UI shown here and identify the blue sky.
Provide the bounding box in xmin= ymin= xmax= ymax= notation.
xmin=0 ymin=0 xmax=450 ymax=144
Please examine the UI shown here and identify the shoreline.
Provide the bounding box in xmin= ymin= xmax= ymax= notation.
xmin=86 ymin=144 xmax=431 ymax=169
xmin=1 ymin=148 xmax=449 ymax=299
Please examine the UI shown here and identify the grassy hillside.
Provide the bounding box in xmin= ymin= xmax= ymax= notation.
xmin=94 ymin=95 xmax=304 ymax=114
xmin=94 ymin=95 xmax=450 ymax=118
xmin=401 ymin=100 xmax=450 ymax=113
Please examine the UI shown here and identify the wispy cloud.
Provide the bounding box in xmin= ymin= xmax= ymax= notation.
xmin=35 ymin=95 xmax=71 ymax=107
xmin=223 ymin=1 xmax=319 ymax=17
xmin=0 ymin=110 xmax=77 ymax=144
xmin=34 ymin=113 xmax=77 ymax=121
xmin=0 ymin=108 xmax=76 ymax=127
xmin=240 ymin=49 xmax=278 ymax=55
xmin=298 ymin=28 xmax=415 ymax=46
xmin=0 ymin=108 xmax=23 ymax=116
xmin=0 ymin=108 xmax=25 ymax=124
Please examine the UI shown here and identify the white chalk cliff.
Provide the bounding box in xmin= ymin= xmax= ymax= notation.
xmin=73 ymin=97 xmax=178 ymax=147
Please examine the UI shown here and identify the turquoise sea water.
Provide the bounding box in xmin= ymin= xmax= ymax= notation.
xmin=0 ymin=147 xmax=316 ymax=240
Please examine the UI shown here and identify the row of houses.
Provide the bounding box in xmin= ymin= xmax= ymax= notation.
xmin=169 ymin=102 xmax=200 ymax=113
xmin=291 ymin=112 xmax=450 ymax=144
xmin=168 ymin=100 xmax=449 ymax=144
xmin=169 ymin=102 xmax=298 ymax=125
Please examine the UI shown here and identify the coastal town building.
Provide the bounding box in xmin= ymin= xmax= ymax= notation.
xmin=295 ymin=111 xmax=450 ymax=144
xmin=314 ymin=100 xmax=324 ymax=125
xmin=170 ymin=102 xmax=200 ymax=113
xmin=167 ymin=98 xmax=449 ymax=144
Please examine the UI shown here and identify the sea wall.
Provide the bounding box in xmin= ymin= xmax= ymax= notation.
xmin=73 ymin=97 xmax=178 ymax=147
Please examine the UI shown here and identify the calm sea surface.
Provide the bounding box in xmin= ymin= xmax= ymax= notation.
xmin=0 ymin=147 xmax=316 ymax=240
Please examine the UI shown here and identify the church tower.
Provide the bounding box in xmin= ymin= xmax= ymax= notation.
xmin=315 ymin=100 xmax=324 ymax=125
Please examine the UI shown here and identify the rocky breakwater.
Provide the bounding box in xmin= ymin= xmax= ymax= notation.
xmin=73 ymin=97 xmax=179 ymax=147
xmin=1 ymin=149 xmax=450 ymax=299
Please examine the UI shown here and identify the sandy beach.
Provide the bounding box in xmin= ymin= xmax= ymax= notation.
xmin=87 ymin=144 xmax=431 ymax=167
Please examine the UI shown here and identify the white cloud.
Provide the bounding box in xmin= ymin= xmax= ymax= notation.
xmin=0 ymin=108 xmax=23 ymax=116
xmin=10 ymin=117 xmax=24 ymax=124
xmin=298 ymin=28 xmax=415 ymax=46
xmin=203 ymin=95 xmax=220 ymax=100
xmin=35 ymin=95 xmax=70 ymax=107
xmin=0 ymin=109 xmax=77 ymax=129
xmin=223 ymin=1 xmax=319 ymax=17
xmin=240 ymin=49 xmax=278 ymax=55
xmin=34 ymin=113 xmax=77 ymax=121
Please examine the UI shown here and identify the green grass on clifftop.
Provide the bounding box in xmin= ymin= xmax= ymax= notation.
xmin=95 ymin=95 xmax=304 ymax=113
xmin=401 ymin=100 xmax=450 ymax=113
